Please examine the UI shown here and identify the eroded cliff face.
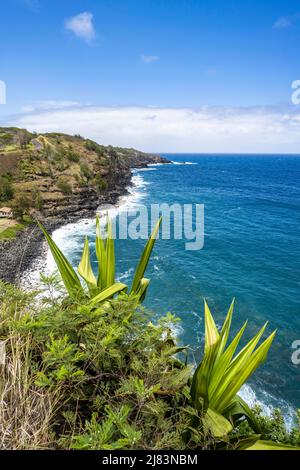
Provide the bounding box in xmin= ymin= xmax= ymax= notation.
xmin=0 ymin=128 xmax=169 ymax=282
xmin=0 ymin=128 xmax=169 ymax=220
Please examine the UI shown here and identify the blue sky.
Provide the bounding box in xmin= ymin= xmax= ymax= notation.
xmin=0 ymin=0 xmax=300 ymax=152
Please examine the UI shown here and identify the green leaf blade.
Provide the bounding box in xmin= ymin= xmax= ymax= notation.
xmin=38 ymin=221 xmax=83 ymax=296
xmin=130 ymin=217 xmax=162 ymax=294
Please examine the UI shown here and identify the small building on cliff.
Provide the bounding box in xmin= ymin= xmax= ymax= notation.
xmin=0 ymin=207 xmax=13 ymax=218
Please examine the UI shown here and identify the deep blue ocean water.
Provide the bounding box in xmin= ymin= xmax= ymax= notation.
xmin=50 ymin=154 xmax=300 ymax=419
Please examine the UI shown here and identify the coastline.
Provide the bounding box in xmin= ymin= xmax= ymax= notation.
xmin=20 ymin=170 xmax=150 ymax=291
xmin=19 ymin=174 xmax=144 ymax=290
xmin=0 ymin=163 xmax=163 ymax=286
xmin=1 ymin=157 xmax=296 ymax=427
xmin=0 ymin=207 xmax=120 ymax=287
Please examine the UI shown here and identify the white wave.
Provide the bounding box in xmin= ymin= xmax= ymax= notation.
xmin=22 ymin=171 xmax=149 ymax=288
xmin=239 ymin=384 xmax=295 ymax=429
xmin=46 ymin=218 xmax=95 ymax=274
xmin=194 ymin=317 xmax=296 ymax=428
xmin=171 ymin=161 xmax=197 ymax=165
xmin=21 ymin=163 xmax=296 ymax=430
xmin=117 ymin=267 xmax=134 ymax=282
xmin=160 ymin=317 xmax=183 ymax=339
xmin=136 ymin=167 xmax=157 ymax=171
xmin=223 ymin=207 xmax=241 ymax=215
xmin=50 ymin=174 xmax=148 ymax=268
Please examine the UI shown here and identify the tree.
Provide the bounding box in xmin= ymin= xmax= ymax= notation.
xmin=0 ymin=177 xmax=14 ymax=201
xmin=11 ymin=192 xmax=33 ymax=218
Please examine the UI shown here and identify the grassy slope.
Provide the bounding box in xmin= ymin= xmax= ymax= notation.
xmin=0 ymin=128 xmax=162 ymax=239
xmin=0 ymin=220 xmax=24 ymax=241
xmin=0 ymin=129 xmax=111 ymax=200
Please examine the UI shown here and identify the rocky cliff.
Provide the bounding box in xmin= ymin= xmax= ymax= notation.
xmin=0 ymin=128 xmax=169 ymax=221
xmin=0 ymin=128 xmax=170 ymax=283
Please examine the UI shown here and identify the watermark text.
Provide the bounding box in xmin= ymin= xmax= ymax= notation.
xmin=0 ymin=80 xmax=6 ymax=104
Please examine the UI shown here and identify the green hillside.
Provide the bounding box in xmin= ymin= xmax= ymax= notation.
xmin=0 ymin=127 xmax=166 ymax=221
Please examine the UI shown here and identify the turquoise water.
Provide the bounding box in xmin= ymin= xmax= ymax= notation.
xmin=52 ymin=155 xmax=300 ymax=418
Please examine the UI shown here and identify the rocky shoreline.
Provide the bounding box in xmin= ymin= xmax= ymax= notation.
xmin=0 ymin=156 xmax=169 ymax=285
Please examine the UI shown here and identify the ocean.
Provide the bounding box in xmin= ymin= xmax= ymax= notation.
xmin=43 ymin=154 xmax=300 ymax=423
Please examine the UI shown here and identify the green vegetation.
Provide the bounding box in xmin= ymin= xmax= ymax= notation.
xmin=0 ymin=176 xmax=14 ymax=201
xmin=57 ymin=178 xmax=73 ymax=195
xmin=94 ymin=174 xmax=108 ymax=191
xmin=38 ymin=216 xmax=162 ymax=303
xmin=0 ymin=128 xmax=33 ymax=152
xmin=11 ymin=190 xmax=43 ymax=218
xmin=66 ymin=150 xmax=81 ymax=163
xmin=80 ymin=162 xmax=92 ymax=180
xmin=85 ymin=139 xmax=105 ymax=156
xmin=0 ymin=275 xmax=299 ymax=450
xmin=0 ymin=222 xmax=24 ymax=241
xmin=0 ymin=127 xmax=164 ymax=220
xmin=189 ymin=301 xmax=276 ymax=444
xmin=0 ymin=219 xmax=298 ymax=450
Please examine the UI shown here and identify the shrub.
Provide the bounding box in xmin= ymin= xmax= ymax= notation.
xmin=94 ymin=175 xmax=108 ymax=191
xmin=36 ymin=220 xmax=299 ymax=450
xmin=0 ymin=176 xmax=14 ymax=201
xmin=0 ymin=280 xmax=196 ymax=450
xmin=67 ymin=151 xmax=80 ymax=163
xmin=11 ymin=191 xmax=33 ymax=217
xmin=85 ymin=139 xmax=105 ymax=156
xmin=0 ymin=278 xmax=298 ymax=450
xmin=34 ymin=189 xmax=44 ymax=210
xmin=57 ymin=178 xmax=72 ymax=195
xmin=80 ymin=163 xmax=92 ymax=180
xmin=38 ymin=216 xmax=162 ymax=302
xmin=0 ymin=222 xmax=298 ymax=450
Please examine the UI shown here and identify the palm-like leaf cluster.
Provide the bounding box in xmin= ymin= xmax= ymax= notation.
xmin=38 ymin=216 xmax=162 ymax=306
xmin=38 ymin=219 xmax=299 ymax=450
xmin=191 ymin=299 xmax=276 ymax=441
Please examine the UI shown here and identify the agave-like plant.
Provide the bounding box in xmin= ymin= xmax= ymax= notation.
xmin=191 ymin=299 xmax=277 ymax=439
xmin=38 ymin=216 xmax=162 ymax=306
xmin=191 ymin=301 xmax=300 ymax=450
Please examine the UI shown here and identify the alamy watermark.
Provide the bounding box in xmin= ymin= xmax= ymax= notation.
xmin=291 ymin=340 xmax=300 ymax=365
xmin=291 ymin=80 xmax=300 ymax=105
xmin=98 ymin=203 xmax=205 ymax=251
xmin=0 ymin=80 xmax=6 ymax=104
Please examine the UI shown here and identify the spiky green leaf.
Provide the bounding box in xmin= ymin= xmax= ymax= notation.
xmin=89 ymin=282 xmax=127 ymax=307
xmin=202 ymin=408 xmax=233 ymax=438
xmin=78 ymin=237 xmax=97 ymax=291
xmin=38 ymin=221 xmax=83 ymax=296
xmin=131 ymin=217 xmax=162 ymax=294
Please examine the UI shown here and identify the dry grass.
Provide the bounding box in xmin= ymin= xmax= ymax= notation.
xmin=0 ymin=335 xmax=59 ymax=449
xmin=0 ymin=151 xmax=20 ymax=176
xmin=0 ymin=219 xmax=18 ymax=234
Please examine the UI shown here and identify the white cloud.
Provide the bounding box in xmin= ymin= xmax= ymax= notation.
xmin=273 ymin=13 xmax=300 ymax=29
xmin=65 ymin=12 xmax=96 ymax=42
xmin=273 ymin=16 xmax=292 ymax=29
xmin=21 ymin=100 xmax=81 ymax=113
xmin=141 ymin=54 xmax=160 ymax=64
xmin=9 ymin=104 xmax=300 ymax=153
